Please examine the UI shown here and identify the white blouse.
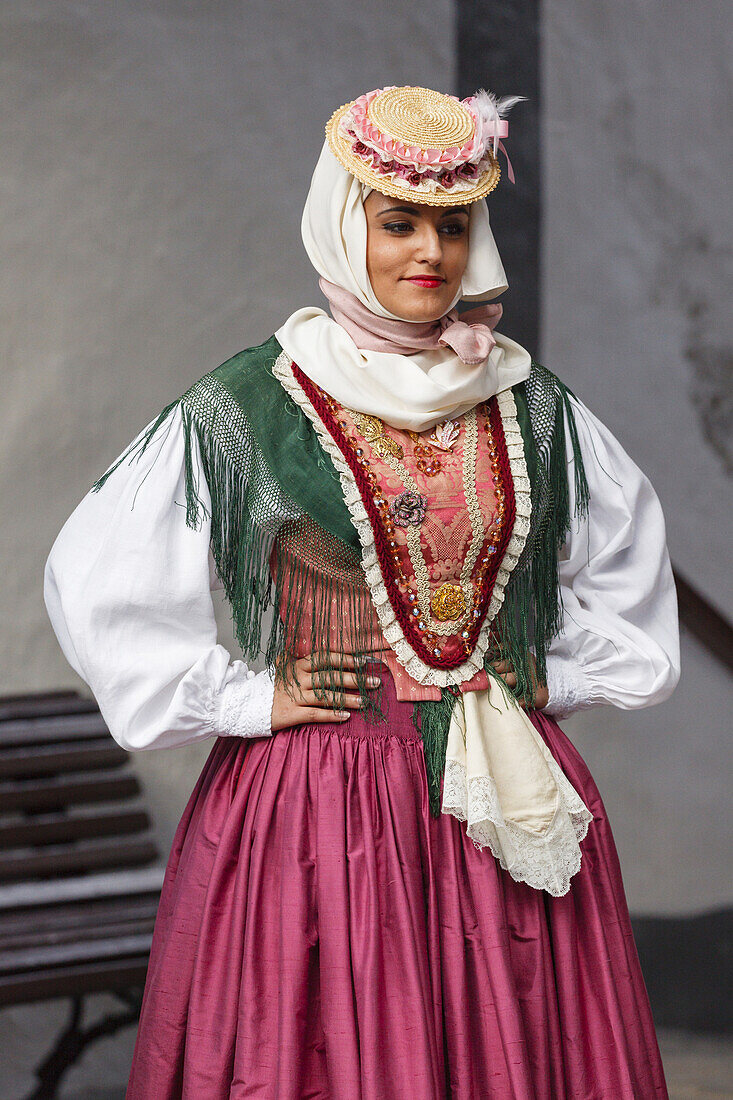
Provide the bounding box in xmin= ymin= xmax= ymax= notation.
xmin=44 ymin=392 xmax=680 ymax=751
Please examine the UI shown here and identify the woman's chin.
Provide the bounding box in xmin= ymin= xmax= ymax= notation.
xmin=390 ymin=296 xmax=456 ymax=324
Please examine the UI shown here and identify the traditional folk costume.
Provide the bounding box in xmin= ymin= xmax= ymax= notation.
xmin=45 ymin=86 xmax=680 ymax=1099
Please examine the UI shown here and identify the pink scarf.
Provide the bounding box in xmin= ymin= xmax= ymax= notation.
xmin=319 ymin=278 xmax=503 ymax=366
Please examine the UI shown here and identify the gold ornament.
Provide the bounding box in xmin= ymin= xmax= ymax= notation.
xmin=352 ymin=412 xmax=404 ymax=459
xmin=430 ymin=583 xmax=467 ymax=622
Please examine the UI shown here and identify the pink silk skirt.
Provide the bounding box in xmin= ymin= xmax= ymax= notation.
xmin=126 ymin=664 xmax=668 ymax=1099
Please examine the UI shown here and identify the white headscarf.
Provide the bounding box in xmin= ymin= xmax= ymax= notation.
xmin=275 ymin=143 xmax=531 ymax=431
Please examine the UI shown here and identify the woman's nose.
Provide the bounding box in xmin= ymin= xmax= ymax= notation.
xmin=414 ymin=226 xmax=443 ymax=265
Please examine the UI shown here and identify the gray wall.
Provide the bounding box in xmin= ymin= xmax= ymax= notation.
xmin=542 ymin=0 xmax=732 ymax=913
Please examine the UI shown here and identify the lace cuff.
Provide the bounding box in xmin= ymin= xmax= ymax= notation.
xmin=544 ymin=656 xmax=596 ymax=720
xmin=215 ymin=667 xmax=275 ymax=739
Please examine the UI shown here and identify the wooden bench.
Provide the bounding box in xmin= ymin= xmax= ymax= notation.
xmin=0 ymin=691 xmax=165 ymax=1100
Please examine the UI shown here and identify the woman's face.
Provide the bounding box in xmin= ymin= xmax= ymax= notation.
xmin=363 ymin=190 xmax=470 ymax=322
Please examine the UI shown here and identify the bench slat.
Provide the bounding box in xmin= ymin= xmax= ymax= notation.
xmin=0 ymin=865 xmax=166 ymax=910
xmin=0 ymin=898 xmax=159 ymax=949
xmin=0 ymin=808 xmax=150 ymax=849
xmin=0 ymin=933 xmax=154 ymax=976
xmin=0 ymin=693 xmax=98 ymax=723
xmin=0 ymin=956 xmax=151 ymax=1006
xmin=0 ymin=712 xmax=109 ymax=748
xmin=0 ymin=915 xmax=156 ymax=955
xmin=0 ymin=836 xmax=158 ymax=883
xmin=0 ymin=771 xmax=140 ymax=812
xmin=0 ymin=739 xmax=127 ymax=779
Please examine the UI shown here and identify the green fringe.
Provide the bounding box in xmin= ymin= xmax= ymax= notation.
xmin=411 ymin=687 xmax=462 ymax=817
xmin=264 ymin=529 xmax=388 ymax=725
xmin=181 ymin=403 xmax=277 ymax=659
xmin=92 ymin=399 xmax=181 ymax=494
xmin=179 ymin=400 xmax=388 ymax=721
xmin=498 ymin=363 xmax=590 ymax=696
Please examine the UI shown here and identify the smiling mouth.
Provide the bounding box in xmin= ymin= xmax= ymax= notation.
xmin=405 ymin=276 xmax=445 ymax=288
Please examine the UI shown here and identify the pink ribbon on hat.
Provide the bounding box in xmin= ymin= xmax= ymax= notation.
xmin=497 ymin=140 xmax=515 ymax=184
xmin=320 ymin=278 xmax=503 ymax=365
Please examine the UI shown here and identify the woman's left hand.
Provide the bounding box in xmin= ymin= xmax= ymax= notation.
xmin=490 ymin=653 xmax=549 ymax=710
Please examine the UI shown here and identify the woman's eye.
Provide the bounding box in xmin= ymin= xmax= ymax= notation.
xmin=440 ymin=222 xmax=467 ymax=237
xmin=381 ymin=219 xmax=466 ymax=237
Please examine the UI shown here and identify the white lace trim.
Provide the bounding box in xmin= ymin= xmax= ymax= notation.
xmin=543 ymin=655 xmax=596 ymax=719
xmin=271 ymin=351 xmax=532 ymax=689
xmin=441 ymin=755 xmax=593 ymax=896
xmin=217 ymin=668 xmax=275 ymax=738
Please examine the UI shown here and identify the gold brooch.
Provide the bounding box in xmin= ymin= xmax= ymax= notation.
xmin=352 ymin=412 xmax=404 ymax=459
xmin=430 ymin=582 xmax=467 ymax=622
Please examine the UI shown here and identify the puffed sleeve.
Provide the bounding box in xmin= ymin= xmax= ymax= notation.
xmin=44 ymin=405 xmax=277 ymax=751
xmin=543 ymin=394 xmax=680 ymax=719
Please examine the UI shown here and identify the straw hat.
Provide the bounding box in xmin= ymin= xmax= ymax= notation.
xmin=326 ymin=85 xmax=518 ymax=207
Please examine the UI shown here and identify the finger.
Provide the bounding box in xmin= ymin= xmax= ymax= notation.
xmin=305 ymin=651 xmax=361 ymax=672
xmin=300 ymin=689 xmax=364 ymax=709
xmin=308 ymin=670 xmax=380 ymax=691
xmin=490 ymin=659 xmax=512 ymax=673
xmin=300 ymin=707 xmax=352 ymax=723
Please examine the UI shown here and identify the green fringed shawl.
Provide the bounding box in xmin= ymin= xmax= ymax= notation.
xmin=94 ymin=335 xmax=589 ymax=815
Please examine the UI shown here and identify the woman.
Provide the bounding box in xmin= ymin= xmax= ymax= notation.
xmin=45 ymin=85 xmax=679 ymax=1098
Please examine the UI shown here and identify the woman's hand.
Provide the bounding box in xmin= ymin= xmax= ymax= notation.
xmin=490 ymin=653 xmax=549 ymax=710
xmin=270 ymin=651 xmax=380 ymax=732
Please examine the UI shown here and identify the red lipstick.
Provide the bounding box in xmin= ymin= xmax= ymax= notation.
xmin=405 ymin=276 xmax=444 ymax=288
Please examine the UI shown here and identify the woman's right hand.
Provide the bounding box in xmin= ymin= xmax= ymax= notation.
xmin=270 ymin=651 xmax=380 ymax=732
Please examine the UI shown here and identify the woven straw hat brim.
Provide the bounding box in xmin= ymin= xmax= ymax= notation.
xmin=326 ymin=101 xmax=501 ymax=207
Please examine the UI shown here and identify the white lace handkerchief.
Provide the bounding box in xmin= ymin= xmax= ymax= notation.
xmin=441 ymin=681 xmax=593 ymax=896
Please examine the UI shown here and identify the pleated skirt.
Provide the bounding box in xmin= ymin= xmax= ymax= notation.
xmin=126 ymin=664 xmax=668 ymax=1099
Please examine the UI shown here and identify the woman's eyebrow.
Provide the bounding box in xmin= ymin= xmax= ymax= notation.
xmin=376 ymin=204 xmax=469 ymax=218
xmin=376 ymin=205 xmax=420 ymax=216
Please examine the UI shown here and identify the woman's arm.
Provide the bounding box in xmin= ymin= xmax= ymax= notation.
xmin=44 ymin=405 xmax=276 ymax=751
xmin=543 ymin=393 xmax=681 ymax=719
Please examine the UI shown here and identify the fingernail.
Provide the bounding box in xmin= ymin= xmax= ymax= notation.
xmin=336 ymin=710 xmax=350 ymax=719
xmin=367 ymin=676 xmax=380 ymax=687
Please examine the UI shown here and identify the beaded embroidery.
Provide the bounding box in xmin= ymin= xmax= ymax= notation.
xmin=347 ymin=406 xmax=487 ymax=645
